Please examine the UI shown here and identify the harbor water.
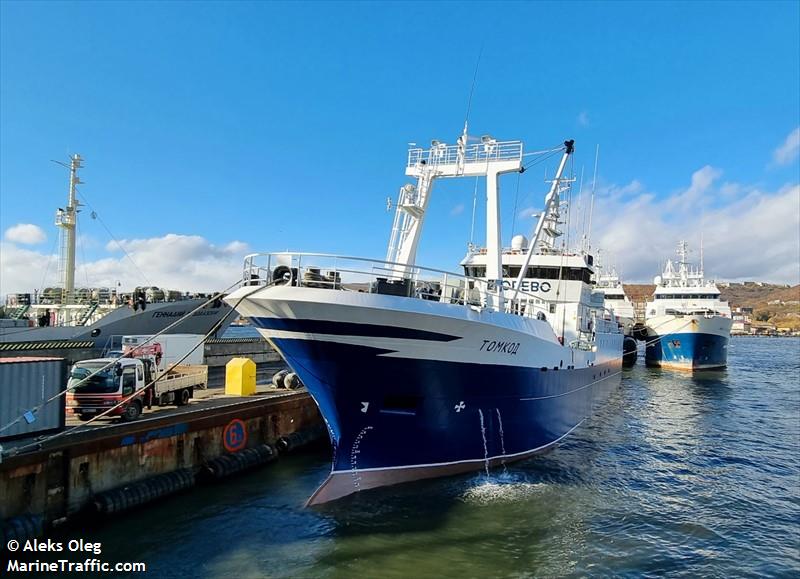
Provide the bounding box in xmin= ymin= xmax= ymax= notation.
xmin=71 ymin=337 xmax=799 ymax=577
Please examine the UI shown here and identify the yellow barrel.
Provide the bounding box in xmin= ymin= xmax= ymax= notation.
xmin=225 ymin=357 xmax=257 ymax=396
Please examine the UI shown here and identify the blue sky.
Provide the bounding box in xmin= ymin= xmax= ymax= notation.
xmin=1 ymin=1 xmax=798 ymax=293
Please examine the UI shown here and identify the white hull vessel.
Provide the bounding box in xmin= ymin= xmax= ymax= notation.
xmin=593 ymin=257 xmax=635 ymax=336
xmin=644 ymin=242 xmax=732 ymax=370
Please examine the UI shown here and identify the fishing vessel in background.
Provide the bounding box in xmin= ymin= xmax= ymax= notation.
xmin=0 ymin=155 xmax=234 ymax=353
xmin=227 ymin=129 xmax=624 ymax=504
xmin=593 ymin=257 xmax=635 ymax=335
xmin=644 ymin=241 xmax=732 ymax=370
xmin=593 ymin=257 xmax=638 ymax=366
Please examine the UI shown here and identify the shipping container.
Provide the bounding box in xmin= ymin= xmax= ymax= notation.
xmin=0 ymin=357 xmax=66 ymax=441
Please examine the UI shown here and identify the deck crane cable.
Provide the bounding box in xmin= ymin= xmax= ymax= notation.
xmin=521 ymin=145 xmax=565 ymax=171
xmin=0 ymin=277 xmax=244 ymax=439
xmin=509 ymin=144 xmax=567 ymax=233
xmin=521 ymin=145 xmax=568 ymax=157
xmin=2 ymin=280 xmax=270 ymax=458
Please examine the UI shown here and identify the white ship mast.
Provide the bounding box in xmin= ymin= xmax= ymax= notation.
xmin=386 ymin=126 xmax=524 ymax=310
xmin=54 ymin=154 xmax=83 ymax=306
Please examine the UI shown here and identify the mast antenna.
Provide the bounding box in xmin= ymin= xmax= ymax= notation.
xmin=700 ymin=231 xmax=704 ymax=275
xmin=469 ymin=176 xmax=479 ymax=244
xmin=463 ymin=44 xmax=483 ymax=241
xmin=699 ymin=211 xmax=705 ymax=276
xmin=462 ymin=43 xmax=484 ymax=139
xmin=586 ymin=144 xmax=599 ymax=253
xmin=576 ymin=165 xmax=585 ymax=251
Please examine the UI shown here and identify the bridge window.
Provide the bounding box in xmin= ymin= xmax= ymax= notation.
xmin=464 ymin=266 xmax=486 ymax=278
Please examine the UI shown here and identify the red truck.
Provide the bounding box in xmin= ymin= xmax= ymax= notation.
xmin=65 ymin=352 xmax=207 ymax=422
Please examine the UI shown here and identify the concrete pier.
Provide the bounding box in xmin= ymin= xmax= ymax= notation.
xmin=0 ymin=390 xmax=322 ymax=534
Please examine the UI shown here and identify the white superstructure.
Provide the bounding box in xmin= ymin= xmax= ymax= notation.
xmin=646 ymin=241 xmax=731 ymax=320
xmin=593 ymin=258 xmax=635 ymax=335
xmin=460 ymin=238 xmax=604 ymax=345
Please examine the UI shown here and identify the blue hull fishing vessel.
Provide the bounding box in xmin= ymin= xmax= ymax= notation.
xmin=227 ymin=130 xmax=623 ymax=504
xmin=644 ymin=241 xmax=732 ymax=370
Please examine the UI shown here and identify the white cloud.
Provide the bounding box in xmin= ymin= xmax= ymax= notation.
xmin=772 ymin=127 xmax=800 ymax=166
xmin=0 ymin=234 xmax=250 ymax=295
xmin=588 ymin=174 xmax=800 ymax=285
xmin=663 ymin=165 xmax=723 ymax=212
xmin=4 ymin=223 xmax=46 ymax=245
xmin=0 ymin=242 xmax=56 ymax=295
xmin=450 ymin=203 xmax=465 ymax=217
xmin=577 ymin=111 xmax=590 ymax=127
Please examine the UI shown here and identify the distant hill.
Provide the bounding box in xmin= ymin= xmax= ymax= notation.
xmin=623 ymin=284 xmax=656 ymax=303
xmin=622 ymin=282 xmax=800 ymax=329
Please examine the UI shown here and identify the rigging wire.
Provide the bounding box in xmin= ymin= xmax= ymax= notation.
xmin=463 ymin=43 xmax=484 ymax=128
xmin=509 ymin=171 xmax=522 ymax=238
xmin=558 ymin=155 xmax=576 ymax=342
xmin=0 ymin=278 xmax=242 ymax=439
xmin=76 ymin=218 xmax=90 ymax=286
xmin=76 ymin=190 xmax=152 ymax=287
xmin=469 ymin=176 xmax=480 ymax=244
xmin=575 ymin=165 xmax=586 ymax=251
xmin=1 ymin=282 xmax=259 ymax=457
xmin=586 ymin=144 xmax=599 ymax=252
xmin=509 ymin=144 xmax=569 ymax=239
xmin=521 ymin=145 xmax=564 ymax=171
xmin=521 ymin=145 xmax=567 ymax=157
xmin=37 ymin=234 xmax=60 ymax=298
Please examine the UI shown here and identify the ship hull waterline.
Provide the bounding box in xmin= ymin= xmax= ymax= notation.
xmin=228 ymin=285 xmax=624 ymax=505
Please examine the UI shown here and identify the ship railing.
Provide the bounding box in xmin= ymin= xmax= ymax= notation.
xmin=591 ymin=307 xmax=620 ymax=334
xmin=242 ymin=252 xmax=553 ymax=319
xmin=569 ymin=336 xmax=596 ymax=351
xmin=407 ymin=140 xmax=523 ymax=168
xmin=663 ymin=308 xmax=727 ymax=318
